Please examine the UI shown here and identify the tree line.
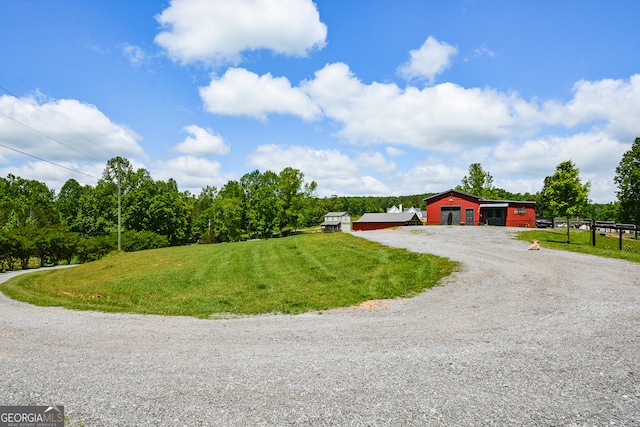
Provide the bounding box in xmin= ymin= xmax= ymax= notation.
xmin=1 ymin=137 xmax=638 ymax=269
xmin=0 ymin=154 xmax=437 ymax=269
xmin=0 ymin=158 xmax=320 ymax=269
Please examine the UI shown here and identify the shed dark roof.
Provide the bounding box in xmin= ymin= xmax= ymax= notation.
xmin=355 ymin=212 xmax=421 ymax=223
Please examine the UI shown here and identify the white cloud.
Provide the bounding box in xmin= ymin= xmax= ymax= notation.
xmin=174 ymin=125 xmax=230 ymax=156
xmin=398 ymin=36 xmax=458 ymax=83
xmin=358 ymin=176 xmax=392 ymax=195
xmin=247 ymin=144 xmax=394 ymax=196
xmin=487 ymin=133 xmax=629 ymax=203
xmin=122 ymin=43 xmax=147 ymax=67
xmin=541 ymin=74 xmax=640 ymax=142
xmin=300 ymin=64 xmax=636 ymax=191
xmin=304 ymin=62 xmax=523 ymax=150
xmin=386 ymin=146 xmax=405 ymax=157
xmin=155 ymin=0 xmax=327 ymax=65
xmin=197 ymin=64 xmax=541 ymax=151
xmin=583 ymin=175 xmax=619 ymax=205
xmin=200 ymin=68 xmax=321 ymax=121
xmin=190 ymin=53 xmax=636 ymax=203
xmin=490 ymin=177 xmax=542 ymax=199
xmin=248 ymin=144 xmax=356 ymax=180
xmin=198 ymin=66 xmax=637 ymax=171
xmin=0 ymin=93 xmax=145 ymax=163
xmin=401 ymin=159 xmax=468 ymax=194
xmin=472 ymin=44 xmax=497 ymax=59
xmin=153 ymin=156 xmax=235 ymax=194
xmin=490 ymin=133 xmax=627 ymax=177
xmin=356 ymin=151 xmax=396 ymax=173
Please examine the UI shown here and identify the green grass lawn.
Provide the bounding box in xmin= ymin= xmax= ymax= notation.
xmin=516 ymin=228 xmax=640 ymax=263
xmin=0 ymin=232 xmax=458 ymax=318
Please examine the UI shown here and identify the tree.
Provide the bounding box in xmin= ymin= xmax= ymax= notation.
xmin=47 ymin=229 xmax=79 ymax=265
xmin=0 ymin=174 xmax=59 ymax=229
xmin=241 ymin=170 xmax=283 ymax=238
xmin=9 ymin=228 xmax=35 ymax=270
xmin=277 ymin=167 xmax=317 ymax=234
xmin=614 ymin=137 xmax=640 ymax=225
xmin=457 ymin=163 xmax=494 ymax=198
xmin=585 ymin=202 xmax=620 ymax=222
xmin=253 ymin=170 xmax=282 ymax=238
xmin=122 ymin=170 xmax=156 ymax=233
xmin=539 ymin=160 xmax=591 ymax=243
xmin=240 ymin=170 xmax=262 ymax=238
xmin=142 ymin=179 xmax=190 ymax=246
xmin=101 ymin=156 xmax=134 ymax=187
xmin=86 ymin=158 xmax=132 ymax=236
xmin=207 ymin=196 xmax=243 ymax=242
xmin=0 ymin=231 xmax=19 ymax=271
xmin=56 ymin=179 xmax=85 ymax=231
xmin=214 ymin=181 xmax=245 ymax=242
xmin=73 ymin=185 xmax=113 ymax=237
xmin=92 ymin=157 xmax=139 ymax=237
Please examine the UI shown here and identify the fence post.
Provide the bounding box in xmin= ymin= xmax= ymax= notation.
xmin=592 ymin=219 xmax=596 ymax=247
xmin=619 ymin=227 xmax=623 ymax=251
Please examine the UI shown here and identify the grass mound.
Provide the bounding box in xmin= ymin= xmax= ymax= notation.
xmin=0 ymin=232 xmax=457 ymax=317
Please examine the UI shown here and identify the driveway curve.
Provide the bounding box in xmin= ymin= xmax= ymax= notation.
xmin=1 ymin=227 xmax=639 ymax=426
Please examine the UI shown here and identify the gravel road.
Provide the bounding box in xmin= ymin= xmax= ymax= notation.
xmin=1 ymin=226 xmax=639 ymax=426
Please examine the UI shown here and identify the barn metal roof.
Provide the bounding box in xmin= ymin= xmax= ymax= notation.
xmin=423 ymin=189 xmax=480 ymax=202
xmin=355 ymin=212 xmax=421 ymax=223
xmin=424 ymin=189 xmax=536 ymax=205
xmin=325 ymin=212 xmax=350 ymax=217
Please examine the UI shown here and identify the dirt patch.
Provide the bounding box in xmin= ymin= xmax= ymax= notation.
xmin=357 ymin=299 xmax=393 ymax=310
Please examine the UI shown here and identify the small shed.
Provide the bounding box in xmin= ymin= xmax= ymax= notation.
xmin=353 ymin=212 xmax=423 ymax=231
xmin=423 ymin=189 xmax=536 ymax=227
xmin=321 ymin=211 xmax=352 ymax=232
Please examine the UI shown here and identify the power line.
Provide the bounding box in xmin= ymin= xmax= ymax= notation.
xmin=0 ymin=85 xmax=122 ymax=181
xmin=0 ymin=85 xmax=116 ymax=159
xmin=0 ymin=86 xmax=122 ymax=242
xmin=0 ymin=111 xmax=105 ymax=163
xmin=0 ymin=142 xmax=100 ymax=180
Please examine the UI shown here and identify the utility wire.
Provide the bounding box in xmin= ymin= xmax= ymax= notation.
xmin=0 ymin=85 xmax=116 ymax=159
xmin=0 ymin=142 xmax=100 ymax=180
xmin=0 ymin=86 xmax=121 ymax=242
xmin=0 ymin=111 xmax=105 ymax=163
xmin=0 ymin=85 xmax=123 ymax=181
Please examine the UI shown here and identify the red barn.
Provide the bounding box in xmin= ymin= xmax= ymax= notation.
xmin=424 ymin=189 xmax=536 ymax=227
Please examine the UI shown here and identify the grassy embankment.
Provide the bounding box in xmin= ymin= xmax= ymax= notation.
xmin=0 ymin=232 xmax=458 ymax=318
xmin=516 ymin=228 xmax=640 ymax=263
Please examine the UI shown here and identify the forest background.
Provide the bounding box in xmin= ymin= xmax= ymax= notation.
xmin=1 ymin=136 xmax=638 ymax=270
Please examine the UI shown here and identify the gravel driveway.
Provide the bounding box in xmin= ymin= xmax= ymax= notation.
xmin=1 ymin=226 xmax=639 ymax=426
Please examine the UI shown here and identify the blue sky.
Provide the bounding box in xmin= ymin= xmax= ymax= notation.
xmin=1 ymin=0 xmax=639 ymax=202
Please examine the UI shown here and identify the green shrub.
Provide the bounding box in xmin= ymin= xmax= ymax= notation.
xmin=117 ymin=230 xmax=169 ymax=252
xmin=76 ymin=236 xmax=115 ymax=263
